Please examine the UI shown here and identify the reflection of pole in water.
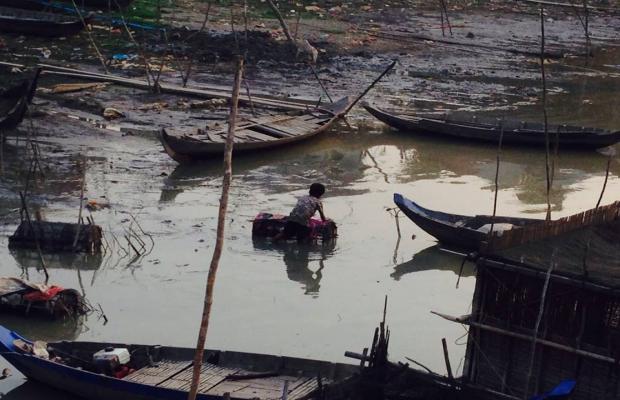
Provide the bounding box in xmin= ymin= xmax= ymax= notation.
xmin=365 ymin=149 xmax=390 ymax=184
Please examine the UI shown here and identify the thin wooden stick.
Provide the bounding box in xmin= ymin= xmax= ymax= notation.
xmin=70 ymin=0 xmax=108 ymax=73
xmin=539 ymin=6 xmax=552 ymax=222
xmin=309 ymin=64 xmax=333 ymax=103
xmin=343 ymin=60 xmax=397 ymax=116
xmin=524 ymin=260 xmax=554 ymax=399
xmin=442 ymin=338 xmax=454 ymax=379
xmin=596 ymin=156 xmax=612 ymax=208
xmin=72 ymin=157 xmax=87 ymax=250
xmin=187 ymin=57 xmax=244 ymax=400
xmin=265 ymin=0 xmax=295 ymax=43
xmin=488 ymin=119 xmax=504 ymax=243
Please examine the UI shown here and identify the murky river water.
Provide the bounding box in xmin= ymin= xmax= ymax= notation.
xmin=1 ymin=48 xmax=619 ymax=400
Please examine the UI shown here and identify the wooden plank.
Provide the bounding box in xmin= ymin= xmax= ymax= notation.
xmin=124 ymin=360 xmax=192 ymax=386
xmin=158 ymin=363 xmax=239 ymax=392
xmin=206 ymin=375 xmax=306 ymax=399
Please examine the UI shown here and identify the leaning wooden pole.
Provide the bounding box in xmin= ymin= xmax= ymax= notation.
xmin=187 ymin=56 xmax=244 ymax=400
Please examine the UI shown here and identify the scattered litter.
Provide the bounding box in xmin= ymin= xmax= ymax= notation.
xmin=103 ymin=107 xmax=125 ymax=120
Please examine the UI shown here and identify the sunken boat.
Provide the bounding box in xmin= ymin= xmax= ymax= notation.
xmin=365 ymin=104 xmax=620 ymax=149
xmin=394 ymin=193 xmax=541 ymax=251
xmin=160 ymin=97 xmax=351 ymax=163
xmin=0 ymin=277 xmax=87 ymax=319
xmin=252 ymin=213 xmax=337 ymax=241
xmin=9 ymin=220 xmax=103 ymax=253
xmin=0 ymin=68 xmax=40 ymax=131
xmin=0 ymin=6 xmax=92 ymax=37
xmin=0 ymin=324 xmax=359 ymax=400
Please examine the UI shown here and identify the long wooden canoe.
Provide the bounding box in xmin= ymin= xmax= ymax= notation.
xmin=161 ymin=97 xmax=351 ymax=163
xmin=0 ymin=0 xmax=133 ymax=10
xmin=0 ymin=68 xmax=40 ymax=130
xmin=365 ymin=104 xmax=620 ymax=149
xmin=394 ymin=193 xmax=541 ymax=251
xmin=0 ymin=6 xmax=92 ymax=37
xmin=0 ymin=325 xmax=358 ymax=400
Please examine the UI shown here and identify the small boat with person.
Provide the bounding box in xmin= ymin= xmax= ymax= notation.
xmin=160 ymin=97 xmax=351 ymax=163
xmin=0 ymin=6 xmax=92 ymax=37
xmin=365 ymin=104 xmax=620 ymax=149
xmin=394 ymin=193 xmax=542 ymax=251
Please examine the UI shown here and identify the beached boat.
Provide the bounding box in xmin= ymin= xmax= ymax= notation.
xmin=0 ymin=324 xmax=358 ymax=400
xmin=394 ymin=193 xmax=541 ymax=250
xmin=0 ymin=6 xmax=92 ymax=37
xmin=0 ymin=69 xmax=40 ymax=130
xmin=365 ymin=104 xmax=620 ymax=148
xmin=160 ymin=97 xmax=351 ymax=163
xmin=0 ymin=0 xmax=133 ymax=10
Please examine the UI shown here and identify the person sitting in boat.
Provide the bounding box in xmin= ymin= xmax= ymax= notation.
xmin=276 ymin=183 xmax=327 ymax=242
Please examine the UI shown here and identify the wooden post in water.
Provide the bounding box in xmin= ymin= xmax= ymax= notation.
xmin=539 ymin=6 xmax=552 ymax=222
xmin=187 ymin=56 xmax=244 ymax=400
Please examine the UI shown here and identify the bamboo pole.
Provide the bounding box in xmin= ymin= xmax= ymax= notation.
xmin=539 ymin=6 xmax=552 ymax=222
xmin=524 ymin=261 xmax=554 ymax=399
xmin=187 ymin=56 xmax=244 ymax=400
xmin=432 ymin=311 xmax=618 ymax=364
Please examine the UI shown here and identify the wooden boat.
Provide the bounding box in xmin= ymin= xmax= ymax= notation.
xmin=0 ymin=324 xmax=358 ymax=400
xmin=365 ymin=104 xmax=620 ymax=149
xmin=0 ymin=0 xmax=133 ymax=10
xmin=161 ymin=97 xmax=351 ymax=163
xmin=0 ymin=6 xmax=93 ymax=37
xmin=0 ymin=68 xmax=40 ymax=130
xmin=394 ymin=193 xmax=541 ymax=251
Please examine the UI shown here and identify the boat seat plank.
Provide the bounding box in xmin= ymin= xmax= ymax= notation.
xmin=157 ymin=362 xmax=239 ymax=392
xmin=123 ymin=360 xmax=192 ymax=386
xmin=288 ymin=377 xmax=329 ymax=400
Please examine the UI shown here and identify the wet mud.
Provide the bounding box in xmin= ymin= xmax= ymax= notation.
xmin=0 ymin=1 xmax=619 ymax=398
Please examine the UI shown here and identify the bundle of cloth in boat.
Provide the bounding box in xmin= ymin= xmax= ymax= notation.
xmin=252 ymin=213 xmax=337 ymax=240
xmin=0 ymin=277 xmax=87 ymax=318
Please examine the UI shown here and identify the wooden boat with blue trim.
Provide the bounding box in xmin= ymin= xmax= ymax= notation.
xmin=0 ymin=6 xmax=92 ymax=37
xmin=0 ymin=68 xmax=40 ymax=130
xmin=394 ymin=193 xmax=541 ymax=251
xmin=160 ymin=97 xmax=351 ymax=163
xmin=0 ymin=324 xmax=358 ymax=400
xmin=365 ymin=104 xmax=620 ymax=149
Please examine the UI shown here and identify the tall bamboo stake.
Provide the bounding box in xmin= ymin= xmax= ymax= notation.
xmin=187 ymin=56 xmax=244 ymax=400
xmin=539 ymin=6 xmax=552 ymax=221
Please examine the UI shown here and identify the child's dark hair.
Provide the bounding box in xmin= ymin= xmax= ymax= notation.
xmin=309 ymin=183 xmax=326 ymax=198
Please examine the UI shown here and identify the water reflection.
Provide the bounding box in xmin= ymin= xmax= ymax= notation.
xmin=252 ymin=238 xmax=337 ymax=297
xmin=391 ymin=245 xmax=476 ymax=281
xmin=0 ymin=314 xmax=84 ymax=342
xmin=160 ymin=126 xmax=618 ymax=213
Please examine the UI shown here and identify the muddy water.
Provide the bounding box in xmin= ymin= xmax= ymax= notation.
xmin=1 ymin=107 xmax=619 ymax=397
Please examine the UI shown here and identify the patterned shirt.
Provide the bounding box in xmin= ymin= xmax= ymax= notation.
xmin=288 ymin=195 xmax=322 ymax=226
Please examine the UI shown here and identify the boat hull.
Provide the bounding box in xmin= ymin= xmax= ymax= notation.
xmin=394 ymin=193 xmax=541 ymax=251
xmin=0 ymin=325 xmax=358 ymax=400
xmin=365 ymin=105 xmax=620 ymax=149
xmin=0 ymin=69 xmax=39 ymax=130
xmin=0 ymin=7 xmax=91 ymax=37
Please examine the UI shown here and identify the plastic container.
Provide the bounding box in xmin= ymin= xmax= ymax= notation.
xmin=93 ymin=347 xmax=131 ymax=364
